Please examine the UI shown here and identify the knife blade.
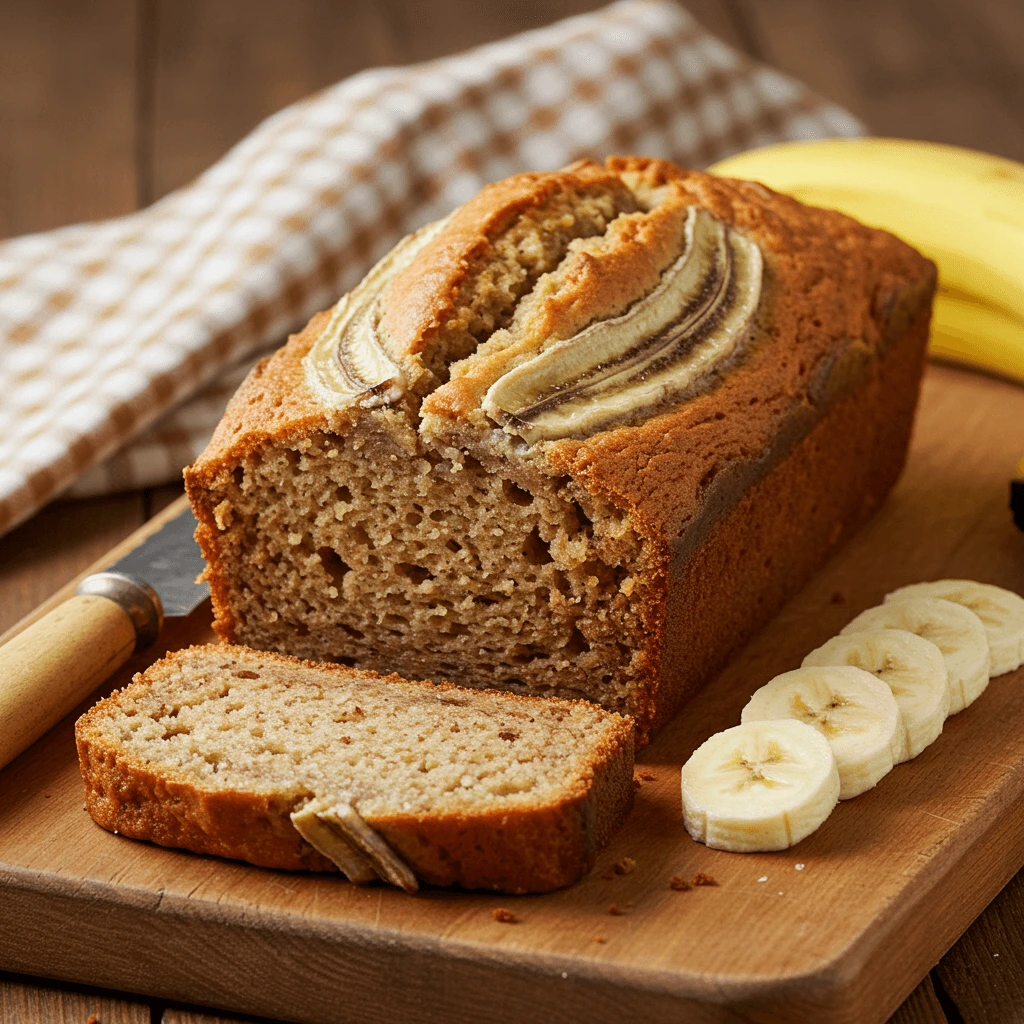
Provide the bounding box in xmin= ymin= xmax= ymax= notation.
xmin=108 ymin=506 xmax=210 ymax=617
xmin=0 ymin=504 xmax=209 ymax=771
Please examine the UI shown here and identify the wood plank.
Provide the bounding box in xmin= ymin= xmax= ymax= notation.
xmin=0 ymin=495 xmax=145 ymax=636
xmin=936 ymin=869 xmax=1024 ymax=1023
xmin=146 ymin=0 xmax=758 ymax=205
xmin=0 ymin=365 xmax=1022 ymax=1024
xmin=163 ymin=1010 xmax=261 ymax=1024
xmin=887 ymin=976 xmax=949 ymax=1024
xmin=0 ymin=0 xmax=138 ymax=236
xmin=737 ymin=0 xmax=1024 ymax=161
xmin=0 ymin=974 xmax=149 ymax=1023
xmin=146 ymin=483 xmax=187 ymax=519
xmin=149 ymin=0 xmax=401 ymax=200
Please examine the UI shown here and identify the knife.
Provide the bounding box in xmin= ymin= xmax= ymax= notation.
xmin=0 ymin=505 xmax=209 ymax=771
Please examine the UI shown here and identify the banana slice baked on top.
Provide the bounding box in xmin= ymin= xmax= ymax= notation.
xmin=185 ymin=156 xmax=937 ymax=745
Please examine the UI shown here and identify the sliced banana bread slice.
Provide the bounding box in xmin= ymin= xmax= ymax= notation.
xmin=75 ymin=644 xmax=634 ymax=894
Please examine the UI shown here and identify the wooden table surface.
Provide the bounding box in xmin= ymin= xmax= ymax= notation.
xmin=1 ymin=1 xmax=1021 ymax=1021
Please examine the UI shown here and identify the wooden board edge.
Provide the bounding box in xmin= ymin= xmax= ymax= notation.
xmin=0 ymin=494 xmax=192 ymax=647
xmin=4 ymin=775 xmax=1022 ymax=1024
xmin=812 ymin=762 xmax=1024 ymax=1023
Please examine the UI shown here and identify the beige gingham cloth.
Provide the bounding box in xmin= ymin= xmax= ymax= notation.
xmin=0 ymin=0 xmax=862 ymax=535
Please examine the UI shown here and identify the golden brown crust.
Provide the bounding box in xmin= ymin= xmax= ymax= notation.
xmin=422 ymin=173 xmax=693 ymax=424
xmin=76 ymin=645 xmax=635 ymax=894
xmin=641 ymin=302 xmax=931 ymax=736
xmin=541 ymin=159 xmax=935 ymax=544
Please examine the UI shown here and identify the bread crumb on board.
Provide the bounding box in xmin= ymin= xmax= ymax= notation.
xmin=86 ymin=1016 xmax=100 ymax=1024
xmin=669 ymin=872 xmax=718 ymax=890
xmin=607 ymin=904 xmax=625 ymax=916
xmin=493 ymin=908 xmax=518 ymax=924
xmin=613 ymin=857 xmax=636 ymax=875
xmin=594 ymin=935 xmax=607 ymax=943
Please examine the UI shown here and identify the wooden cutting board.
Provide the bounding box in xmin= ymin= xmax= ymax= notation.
xmin=1 ymin=363 xmax=1023 ymax=1024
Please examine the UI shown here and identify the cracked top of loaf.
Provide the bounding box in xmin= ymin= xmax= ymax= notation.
xmin=190 ymin=157 xmax=935 ymax=544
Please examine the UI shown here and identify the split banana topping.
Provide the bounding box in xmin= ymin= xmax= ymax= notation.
xmin=290 ymin=799 xmax=419 ymax=893
xmin=303 ymin=218 xmax=448 ymax=408
xmin=680 ymin=720 xmax=840 ymax=853
xmin=803 ymin=630 xmax=949 ymax=761
xmin=841 ymin=597 xmax=990 ymax=714
xmin=482 ymin=206 xmax=763 ymax=443
xmin=884 ymin=580 xmax=1024 ymax=677
xmin=741 ymin=667 xmax=903 ymax=800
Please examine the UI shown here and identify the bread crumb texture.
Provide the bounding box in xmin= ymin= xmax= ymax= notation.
xmin=76 ymin=645 xmax=635 ymax=893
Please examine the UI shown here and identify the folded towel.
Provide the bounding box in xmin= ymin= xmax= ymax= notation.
xmin=0 ymin=0 xmax=861 ymax=534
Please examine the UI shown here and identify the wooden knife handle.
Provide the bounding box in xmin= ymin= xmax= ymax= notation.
xmin=0 ymin=573 xmax=163 ymax=771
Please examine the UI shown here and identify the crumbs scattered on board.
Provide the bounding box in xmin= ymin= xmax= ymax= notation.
xmin=493 ymin=908 xmax=518 ymax=924
xmin=669 ymin=872 xmax=718 ymax=890
xmin=613 ymin=857 xmax=636 ymax=875
xmin=86 ymin=1016 xmax=99 ymax=1024
xmin=594 ymin=935 xmax=607 ymax=943
xmin=608 ymin=904 xmax=625 ymax=916
xmin=636 ymin=771 xmax=656 ymax=782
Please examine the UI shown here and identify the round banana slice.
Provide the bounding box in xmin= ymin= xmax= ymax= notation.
xmin=841 ymin=596 xmax=990 ymax=714
xmin=740 ymin=666 xmax=902 ymax=799
xmin=803 ymin=629 xmax=949 ymax=761
xmin=680 ymin=720 xmax=840 ymax=853
xmin=885 ymin=580 xmax=1024 ymax=677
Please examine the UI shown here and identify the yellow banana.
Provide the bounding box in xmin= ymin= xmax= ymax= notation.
xmin=708 ymin=139 xmax=1024 ymax=386
xmin=932 ymin=290 xmax=1024 ymax=385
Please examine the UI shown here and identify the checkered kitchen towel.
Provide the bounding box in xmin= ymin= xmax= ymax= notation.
xmin=0 ymin=0 xmax=862 ymax=535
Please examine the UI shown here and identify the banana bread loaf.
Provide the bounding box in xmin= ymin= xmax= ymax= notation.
xmin=76 ymin=644 xmax=634 ymax=893
xmin=185 ymin=156 xmax=936 ymax=745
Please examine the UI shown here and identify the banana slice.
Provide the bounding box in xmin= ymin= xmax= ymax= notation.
xmin=740 ymin=666 xmax=902 ymax=799
xmin=885 ymin=580 xmax=1024 ymax=677
xmin=802 ymin=630 xmax=949 ymax=761
xmin=841 ymin=597 xmax=991 ymax=714
xmin=680 ymin=720 xmax=839 ymax=853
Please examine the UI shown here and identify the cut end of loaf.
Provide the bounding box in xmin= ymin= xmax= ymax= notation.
xmin=76 ymin=645 xmax=635 ymax=893
xmin=194 ymin=422 xmax=660 ymax=727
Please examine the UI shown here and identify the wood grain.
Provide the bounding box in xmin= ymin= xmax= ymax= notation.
xmin=0 ymin=594 xmax=136 ymax=770
xmin=0 ymin=497 xmax=146 ymax=637
xmin=0 ymin=364 xmax=1021 ymax=1024
xmin=0 ymin=0 xmax=138 ymax=237
xmin=888 ymin=977 xmax=949 ymax=1024
xmin=163 ymin=1011 xmax=260 ymax=1024
xmin=737 ymin=0 xmax=1024 ymax=161
xmin=150 ymin=0 xmax=401 ymax=200
xmin=0 ymin=975 xmax=149 ymax=1024
xmin=935 ymin=869 xmax=1024 ymax=1023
